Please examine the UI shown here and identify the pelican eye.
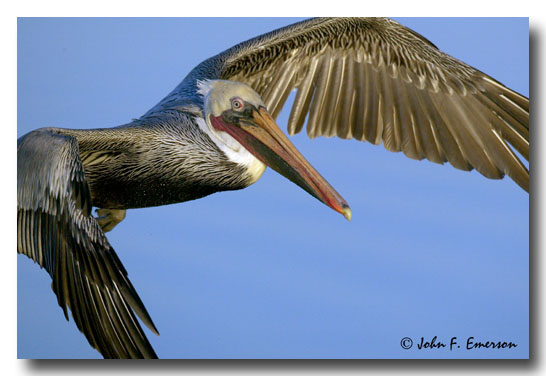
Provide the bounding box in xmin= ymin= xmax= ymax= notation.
xmin=231 ymin=97 xmax=244 ymax=112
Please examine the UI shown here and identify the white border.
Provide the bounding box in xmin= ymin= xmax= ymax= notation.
xmin=4 ymin=1 xmax=542 ymax=375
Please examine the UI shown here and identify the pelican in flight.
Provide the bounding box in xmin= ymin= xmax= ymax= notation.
xmin=18 ymin=18 xmax=529 ymax=358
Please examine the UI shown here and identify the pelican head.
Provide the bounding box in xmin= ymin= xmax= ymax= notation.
xmin=199 ymin=79 xmax=351 ymax=221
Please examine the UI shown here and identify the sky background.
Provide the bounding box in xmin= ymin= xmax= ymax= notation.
xmin=17 ymin=18 xmax=529 ymax=359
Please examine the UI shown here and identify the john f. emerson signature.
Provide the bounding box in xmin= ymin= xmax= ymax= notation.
xmin=400 ymin=336 xmax=518 ymax=351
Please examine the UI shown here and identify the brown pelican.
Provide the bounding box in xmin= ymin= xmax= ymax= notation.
xmin=17 ymin=18 xmax=529 ymax=358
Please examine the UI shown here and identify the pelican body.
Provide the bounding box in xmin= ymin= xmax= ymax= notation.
xmin=48 ymin=111 xmax=257 ymax=210
xmin=17 ymin=18 xmax=529 ymax=358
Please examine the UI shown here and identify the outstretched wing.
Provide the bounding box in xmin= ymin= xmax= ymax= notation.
xmin=146 ymin=17 xmax=529 ymax=191
xmin=17 ymin=129 xmax=159 ymax=359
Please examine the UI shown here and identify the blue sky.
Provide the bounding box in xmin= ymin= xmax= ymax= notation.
xmin=17 ymin=18 xmax=529 ymax=359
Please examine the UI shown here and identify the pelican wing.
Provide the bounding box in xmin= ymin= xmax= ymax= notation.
xmin=148 ymin=17 xmax=529 ymax=191
xmin=17 ymin=129 xmax=159 ymax=359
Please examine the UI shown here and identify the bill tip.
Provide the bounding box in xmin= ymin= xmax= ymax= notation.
xmin=342 ymin=205 xmax=352 ymax=221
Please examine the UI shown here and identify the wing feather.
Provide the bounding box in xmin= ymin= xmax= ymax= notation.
xmin=334 ymin=54 xmax=355 ymax=139
xmin=145 ymin=17 xmax=529 ymax=191
xmin=288 ymin=57 xmax=319 ymax=135
xmin=17 ymin=129 xmax=159 ymax=359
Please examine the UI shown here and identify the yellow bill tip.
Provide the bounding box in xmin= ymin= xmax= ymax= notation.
xmin=342 ymin=205 xmax=352 ymax=221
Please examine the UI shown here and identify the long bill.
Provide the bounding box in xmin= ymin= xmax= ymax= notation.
xmin=210 ymin=107 xmax=352 ymax=221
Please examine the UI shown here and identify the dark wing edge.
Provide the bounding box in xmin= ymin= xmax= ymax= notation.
xmin=150 ymin=17 xmax=529 ymax=192
xmin=17 ymin=129 xmax=159 ymax=359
